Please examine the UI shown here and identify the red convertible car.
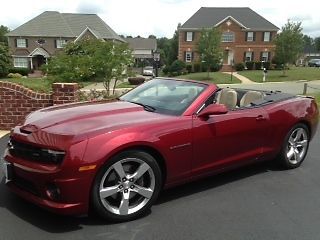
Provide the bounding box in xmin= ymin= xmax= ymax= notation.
xmin=2 ymin=78 xmax=319 ymax=222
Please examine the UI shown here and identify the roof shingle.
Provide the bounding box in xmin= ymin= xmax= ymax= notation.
xmin=6 ymin=11 xmax=124 ymax=42
xmin=180 ymin=7 xmax=279 ymax=31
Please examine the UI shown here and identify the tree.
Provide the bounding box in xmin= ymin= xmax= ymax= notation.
xmin=0 ymin=43 xmax=10 ymax=77
xmin=315 ymin=37 xmax=320 ymax=53
xmin=274 ymin=20 xmax=304 ymax=75
xmin=198 ymin=27 xmax=222 ymax=79
xmin=0 ymin=25 xmax=10 ymax=45
xmin=45 ymin=39 xmax=133 ymax=95
xmin=148 ymin=35 xmax=156 ymax=39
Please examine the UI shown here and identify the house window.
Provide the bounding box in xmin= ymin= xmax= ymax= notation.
xmin=246 ymin=32 xmax=254 ymax=42
xmin=16 ymin=38 xmax=27 ymax=48
xmin=56 ymin=39 xmax=67 ymax=48
xmin=186 ymin=32 xmax=193 ymax=42
xmin=13 ymin=57 xmax=29 ymax=68
xmin=263 ymin=32 xmax=271 ymax=42
xmin=222 ymin=32 xmax=234 ymax=42
xmin=185 ymin=51 xmax=192 ymax=62
xmin=261 ymin=52 xmax=269 ymax=62
xmin=245 ymin=52 xmax=253 ymax=62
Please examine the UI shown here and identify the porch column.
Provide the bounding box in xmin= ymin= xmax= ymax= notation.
xmin=30 ymin=57 xmax=33 ymax=70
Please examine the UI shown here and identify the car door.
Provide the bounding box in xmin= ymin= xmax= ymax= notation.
xmin=191 ymin=106 xmax=269 ymax=177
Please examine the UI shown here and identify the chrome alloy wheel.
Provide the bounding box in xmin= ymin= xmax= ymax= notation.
xmin=99 ymin=158 xmax=155 ymax=215
xmin=286 ymin=127 xmax=308 ymax=165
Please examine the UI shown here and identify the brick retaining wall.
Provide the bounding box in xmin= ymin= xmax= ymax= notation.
xmin=0 ymin=82 xmax=78 ymax=130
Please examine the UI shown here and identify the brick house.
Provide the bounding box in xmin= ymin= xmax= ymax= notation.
xmin=178 ymin=7 xmax=279 ymax=70
xmin=6 ymin=11 xmax=124 ymax=70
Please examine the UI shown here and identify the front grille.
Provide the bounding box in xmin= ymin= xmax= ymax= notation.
xmin=8 ymin=139 xmax=65 ymax=164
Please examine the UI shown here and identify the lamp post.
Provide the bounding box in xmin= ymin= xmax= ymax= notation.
xmin=153 ymin=50 xmax=160 ymax=77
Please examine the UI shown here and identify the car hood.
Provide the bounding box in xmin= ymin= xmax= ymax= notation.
xmin=21 ymin=101 xmax=173 ymax=137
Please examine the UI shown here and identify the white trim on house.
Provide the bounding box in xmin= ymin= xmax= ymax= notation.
xmin=29 ymin=48 xmax=50 ymax=58
xmin=74 ymin=26 xmax=101 ymax=42
xmin=215 ymin=16 xmax=248 ymax=29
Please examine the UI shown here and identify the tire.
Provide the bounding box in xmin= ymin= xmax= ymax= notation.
xmin=278 ymin=123 xmax=310 ymax=169
xmin=91 ymin=150 xmax=162 ymax=222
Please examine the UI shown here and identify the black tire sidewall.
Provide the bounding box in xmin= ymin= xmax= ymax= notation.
xmin=91 ymin=150 xmax=162 ymax=222
xmin=280 ymin=123 xmax=310 ymax=169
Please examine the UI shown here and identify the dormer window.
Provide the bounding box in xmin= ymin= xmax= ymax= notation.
xmin=16 ymin=38 xmax=27 ymax=48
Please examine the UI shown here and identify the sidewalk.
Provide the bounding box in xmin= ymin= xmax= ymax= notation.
xmin=223 ymin=72 xmax=255 ymax=84
xmin=0 ymin=130 xmax=9 ymax=138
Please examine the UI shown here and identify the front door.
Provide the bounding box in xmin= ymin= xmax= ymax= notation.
xmin=191 ymin=107 xmax=269 ymax=177
xmin=228 ymin=50 xmax=234 ymax=65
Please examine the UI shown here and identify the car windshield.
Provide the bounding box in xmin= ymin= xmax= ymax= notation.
xmin=144 ymin=66 xmax=153 ymax=70
xmin=120 ymin=79 xmax=207 ymax=115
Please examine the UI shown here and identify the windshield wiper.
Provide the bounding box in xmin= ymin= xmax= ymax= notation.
xmin=127 ymin=101 xmax=156 ymax=112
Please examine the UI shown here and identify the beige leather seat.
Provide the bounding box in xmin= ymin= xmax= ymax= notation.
xmin=240 ymin=91 xmax=264 ymax=107
xmin=216 ymin=88 xmax=238 ymax=109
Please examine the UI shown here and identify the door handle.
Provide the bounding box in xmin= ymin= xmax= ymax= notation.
xmin=256 ymin=115 xmax=266 ymax=121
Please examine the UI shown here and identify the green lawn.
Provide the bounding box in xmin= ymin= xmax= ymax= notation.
xmin=0 ymin=78 xmax=93 ymax=93
xmin=238 ymin=66 xmax=320 ymax=83
xmin=117 ymin=82 xmax=135 ymax=88
xmin=176 ymin=72 xmax=241 ymax=84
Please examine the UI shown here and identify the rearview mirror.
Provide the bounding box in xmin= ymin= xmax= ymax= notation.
xmin=198 ymin=104 xmax=228 ymax=119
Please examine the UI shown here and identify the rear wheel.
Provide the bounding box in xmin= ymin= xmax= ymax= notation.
xmin=91 ymin=150 xmax=162 ymax=222
xmin=278 ymin=124 xmax=310 ymax=169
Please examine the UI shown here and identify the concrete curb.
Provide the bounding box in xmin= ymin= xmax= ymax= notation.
xmin=0 ymin=131 xmax=10 ymax=138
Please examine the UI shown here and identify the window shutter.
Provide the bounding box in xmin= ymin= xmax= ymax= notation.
xmin=253 ymin=32 xmax=256 ymax=41
xmin=252 ymin=52 xmax=254 ymax=61
xmin=15 ymin=39 xmax=17 ymax=47
xmin=185 ymin=32 xmax=187 ymax=41
xmin=262 ymin=32 xmax=265 ymax=41
xmin=260 ymin=52 xmax=263 ymax=61
xmin=192 ymin=32 xmax=194 ymax=41
xmin=269 ymin=32 xmax=272 ymax=41
xmin=245 ymin=32 xmax=248 ymax=41
xmin=184 ymin=51 xmax=186 ymax=62
xmin=191 ymin=52 xmax=194 ymax=61
xmin=54 ymin=40 xmax=57 ymax=48
xmin=26 ymin=39 xmax=28 ymax=48
xmin=243 ymin=52 xmax=246 ymax=61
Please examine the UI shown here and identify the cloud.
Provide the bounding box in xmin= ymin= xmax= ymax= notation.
xmin=76 ymin=1 xmax=102 ymax=14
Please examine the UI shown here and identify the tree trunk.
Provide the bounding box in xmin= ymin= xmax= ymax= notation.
xmin=113 ymin=79 xmax=118 ymax=95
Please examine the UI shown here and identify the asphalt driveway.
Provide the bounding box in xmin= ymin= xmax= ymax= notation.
xmin=0 ymin=126 xmax=319 ymax=240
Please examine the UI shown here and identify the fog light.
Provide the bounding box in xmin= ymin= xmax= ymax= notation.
xmin=46 ymin=183 xmax=61 ymax=201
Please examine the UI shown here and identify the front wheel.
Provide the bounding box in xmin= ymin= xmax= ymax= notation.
xmin=91 ymin=150 xmax=162 ymax=222
xmin=278 ymin=123 xmax=310 ymax=169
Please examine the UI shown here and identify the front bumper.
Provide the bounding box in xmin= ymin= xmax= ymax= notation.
xmin=2 ymin=134 xmax=95 ymax=215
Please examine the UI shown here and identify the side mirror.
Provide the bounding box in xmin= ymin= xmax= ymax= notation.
xmin=198 ymin=104 xmax=228 ymax=119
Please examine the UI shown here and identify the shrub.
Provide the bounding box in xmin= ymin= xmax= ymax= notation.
xmin=162 ymin=66 xmax=170 ymax=75
xmin=128 ymin=77 xmax=145 ymax=85
xmin=255 ymin=61 xmax=262 ymax=70
xmin=262 ymin=62 xmax=271 ymax=70
xmin=8 ymin=73 xmax=23 ymax=78
xmin=9 ymin=67 xmax=30 ymax=76
xmin=186 ymin=64 xmax=192 ymax=73
xmin=193 ymin=63 xmax=201 ymax=72
xmin=235 ymin=63 xmax=245 ymax=71
xmin=170 ymin=60 xmax=186 ymax=74
xmin=245 ymin=61 xmax=254 ymax=70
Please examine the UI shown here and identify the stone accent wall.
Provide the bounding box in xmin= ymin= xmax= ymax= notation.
xmin=0 ymin=82 xmax=79 ymax=130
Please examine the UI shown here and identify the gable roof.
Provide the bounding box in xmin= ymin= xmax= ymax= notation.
xmin=126 ymin=37 xmax=157 ymax=50
xmin=180 ymin=7 xmax=279 ymax=31
xmin=6 ymin=11 xmax=125 ymax=42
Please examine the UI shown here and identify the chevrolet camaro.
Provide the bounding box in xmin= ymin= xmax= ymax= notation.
xmin=2 ymin=78 xmax=319 ymax=222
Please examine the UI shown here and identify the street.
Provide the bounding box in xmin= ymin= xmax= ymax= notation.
xmin=0 ymin=126 xmax=320 ymax=240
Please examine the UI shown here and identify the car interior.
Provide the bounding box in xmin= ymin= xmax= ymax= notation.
xmin=214 ymin=88 xmax=265 ymax=109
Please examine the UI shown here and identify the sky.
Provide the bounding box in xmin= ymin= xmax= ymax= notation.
xmin=1 ymin=0 xmax=319 ymax=38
